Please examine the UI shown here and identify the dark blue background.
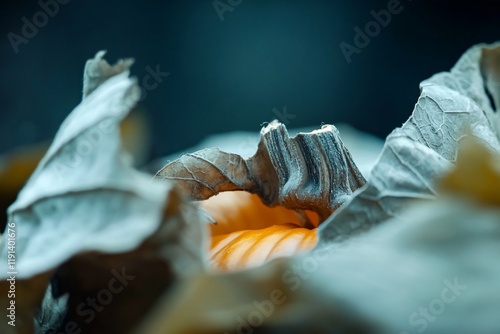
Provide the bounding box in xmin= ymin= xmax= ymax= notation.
xmin=1 ymin=0 xmax=498 ymax=159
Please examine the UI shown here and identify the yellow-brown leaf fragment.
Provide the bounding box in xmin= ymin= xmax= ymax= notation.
xmin=440 ymin=137 xmax=500 ymax=206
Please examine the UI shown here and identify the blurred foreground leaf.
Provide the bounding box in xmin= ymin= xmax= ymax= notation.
xmin=0 ymin=51 xmax=207 ymax=333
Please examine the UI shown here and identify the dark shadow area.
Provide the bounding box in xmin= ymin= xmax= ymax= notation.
xmin=1 ymin=0 xmax=499 ymax=159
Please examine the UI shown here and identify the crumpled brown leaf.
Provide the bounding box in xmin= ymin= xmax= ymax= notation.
xmin=156 ymin=120 xmax=366 ymax=221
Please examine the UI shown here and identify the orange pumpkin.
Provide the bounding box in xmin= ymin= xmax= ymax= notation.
xmin=201 ymin=191 xmax=319 ymax=271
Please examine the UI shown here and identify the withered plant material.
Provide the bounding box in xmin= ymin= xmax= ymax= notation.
xmin=0 ymin=51 xmax=207 ymax=333
xmin=36 ymin=186 xmax=207 ymax=334
xmin=136 ymin=257 xmax=377 ymax=334
xmin=156 ymin=121 xmax=366 ymax=221
xmin=318 ymin=42 xmax=500 ymax=243
xmin=82 ymin=50 xmax=135 ymax=99
xmin=0 ymin=52 xmax=162 ymax=277
xmin=300 ymin=137 xmax=500 ymax=334
xmin=2 ymin=40 xmax=499 ymax=334
xmin=0 ymin=106 xmax=151 ymax=233
xmin=140 ymin=138 xmax=500 ymax=334
xmin=34 ymin=285 xmax=68 ymax=334
xmin=140 ymin=42 xmax=500 ymax=334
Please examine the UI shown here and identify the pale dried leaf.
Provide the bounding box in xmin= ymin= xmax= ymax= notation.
xmin=0 ymin=52 xmax=208 ymax=333
xmin=0 ymin=52 xmax=167 ymax=279
xmin=306 ymin=194 xmax=500 ymax=332
xmin=82 ymin=50 xmax=135 ymax=99
xmin=319 ymin=42 xmax=500 ymax=243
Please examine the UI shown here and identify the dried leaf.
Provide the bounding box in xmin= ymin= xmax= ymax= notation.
xmin=0 ymin=106 xmax=151 ymax=235
xmin=136 ymin=258 xmax=376 ymax=334
xmin=0 ymin=51 xmax=165 ymax=279
xmin=82 ymin=50 xmax=135 ymax=99
xmin=319 ymin=42 xmax=500 ymax=243
xmin=298 ymin=138 xmax=500 ymax=334
xmin=34 ymin=285 xmax=68 ymax=333
xmin=0 ymin=51 xmax=208 ymax=333
xmin=156 ymin=121 xmax=366 ymax=221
